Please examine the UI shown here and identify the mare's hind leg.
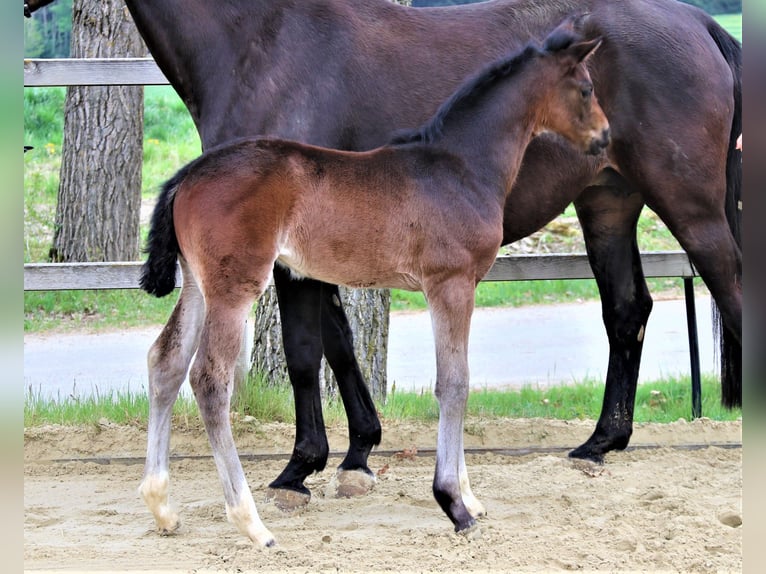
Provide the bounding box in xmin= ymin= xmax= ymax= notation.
xmin=266 ymin=266 xmax=329 ymax=508
xmin=319 ymin=283 xmax=381 ymax=494
xmin=651 ymin=195 xmax=742 ymax=407
xmin=426 ymin=277 xmax=480 ymax=533
xmin=191 ymin=294 xmax=275 ymax=547
xmin=267 ymin=268 xmax=381 ymax=505
xmin=140 ymin=260 xmax=205 ymax=534
xmin=569 ymin=183 xmax=652 ymax=462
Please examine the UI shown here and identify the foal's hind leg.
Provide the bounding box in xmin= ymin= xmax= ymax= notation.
xmin=140 ymin=260 xmax=205 ymax=534
xmin=569 ymin=184 xmax=652 ymax=462
xmin=191 ymin=294 xmax=275 ymax=547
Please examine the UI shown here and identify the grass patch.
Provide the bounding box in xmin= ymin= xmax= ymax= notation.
xmin=24 ymin=384 xmax=198 ymax=427
xmin=24 ymin=288 xmax=179 ymax=333
xmin=142 ymin=86 xmax=201 ymax=194
xmin=391 ymin=276 xmax=699 ymax=312
xmin=464 ymin=374 xmax=739 ymax=422
xmin=714 ymin=13 xmax=741 ymax=43
xmin=24 ymin=371 xmax=740 ymax=428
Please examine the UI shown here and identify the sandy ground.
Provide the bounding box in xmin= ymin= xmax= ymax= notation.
xmin=24 ymin=417 xmax=742 ymax=573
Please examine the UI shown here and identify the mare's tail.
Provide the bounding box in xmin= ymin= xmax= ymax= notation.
xmin=139 ymin=165 xmax=192 ymax=297
xmin=707 ymin=19 xmax=742 ymax=408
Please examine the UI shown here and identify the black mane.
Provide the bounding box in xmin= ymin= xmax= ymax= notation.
xmin=389 ymin=22 xmax=584 ymax=146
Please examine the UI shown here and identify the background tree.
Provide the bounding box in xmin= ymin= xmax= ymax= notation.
xmin=23 ymin=0 xmax=73 ymax=58
xmin=49 ymin=0 xmax=146 ymax=262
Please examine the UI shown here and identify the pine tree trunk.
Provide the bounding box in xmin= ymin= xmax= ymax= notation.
xmin=50 ymin=0 xmax=146 ymax=263
xmin=248 ymin=0 xmax=411 ymax=401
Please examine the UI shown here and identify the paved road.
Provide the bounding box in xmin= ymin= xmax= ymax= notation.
xmin=24 ymin=296 xmax=715 ymax=401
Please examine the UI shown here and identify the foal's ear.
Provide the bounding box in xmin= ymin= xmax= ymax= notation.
xmin=571 ymin=37 xmax=603 ymax=64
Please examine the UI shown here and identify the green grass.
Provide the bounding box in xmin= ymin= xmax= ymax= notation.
xmin=24 ymin=384 xmax=198 ymax=427
xmin=714 ymin=13 xmax=742 ymax=43
xmin=24 ymin=371 xmax=740 ymax=428
xmin=386 ymin=374 xmax=740 ymax=423
xmin=142 ymin=86 xmax=201 ymax=193
xmin=23 ymin=288 xmax=180 ymax=333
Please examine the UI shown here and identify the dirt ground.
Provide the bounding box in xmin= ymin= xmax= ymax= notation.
xmin=24 ymin=416 xmax=742 ymax=573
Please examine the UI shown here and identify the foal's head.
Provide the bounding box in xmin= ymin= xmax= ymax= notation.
xmin=535 ymin=20 xmax=610 ymax=155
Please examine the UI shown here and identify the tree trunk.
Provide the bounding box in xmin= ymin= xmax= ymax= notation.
xmin=248 ymin=0 xmax=411 ymax=401
xmin=319 ymin=287 xmax=391 ymax=400
xmin=50 ymin=0 xmax=146 ymax=263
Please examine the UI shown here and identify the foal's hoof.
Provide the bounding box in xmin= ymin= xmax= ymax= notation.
xmin=265 ymin=487 xmax=311 ymax=512
xmin=155 ymin=519 xmax=181 ymax=537
xmin=457 ymin=521 xmax=482 ymax=541
xmin=326 ymin=468 xmax=376 ymax=498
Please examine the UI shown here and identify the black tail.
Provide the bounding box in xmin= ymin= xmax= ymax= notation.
xmin=707 ymin=19 xmax=742 ymax=408
xmin=139 ymin=166 xmax=191 ymax=297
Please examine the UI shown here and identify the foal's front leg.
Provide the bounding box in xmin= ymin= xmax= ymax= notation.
xmin=140 ymin=262 xmax=205 ymax=535
xmin=191 ymin=298 xmax=275 ymax=547
xmin=426 ymin=278 xmax=482 ymax=532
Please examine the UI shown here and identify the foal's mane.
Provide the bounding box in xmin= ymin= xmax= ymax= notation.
xmin=389 ymin=21 xmax=586 ymax=146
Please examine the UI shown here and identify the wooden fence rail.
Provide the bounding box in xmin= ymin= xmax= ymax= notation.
xmin=23 ymin=58 xmax=706 ymax=415
xmin=24 ymin=251 xmax=696 ymax=291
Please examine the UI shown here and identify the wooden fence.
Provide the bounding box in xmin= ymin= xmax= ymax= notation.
xmin=23 ymin=57 xmax=705 ymax=416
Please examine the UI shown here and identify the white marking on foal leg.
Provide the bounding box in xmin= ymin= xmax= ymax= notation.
xmin=226 ymin=489 xmax=276 ymax=548
xmin=460 ymin=466 xmax=486 ymax=519
xmin=139 ymin=471 xmax=179 ymax=534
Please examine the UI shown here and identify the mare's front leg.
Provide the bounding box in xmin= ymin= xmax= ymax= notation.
xmin=266 ymin=266 xmax=330 ymax=508
xmin=140 ymin=261 xmax=205 ymax=535
xmin=426 ymin=277 xmax=482 ymax=532
xmin=569 ymin=184 xmax=651 ymax=462
xmin=319 ymin=283 xmax=382 ymax=494
xmin=192 ymin=295 xmax=275 ymax=547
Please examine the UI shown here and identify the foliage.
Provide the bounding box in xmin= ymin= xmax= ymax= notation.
xmin=23 ymin=0 xmax=73 ymax=58
xmin=24 ymin=384 xmax=198 ymax=427
xmin=23 ymin=289 xmax=179 ymax=332
xmin=24 ymin=371 xmax=741 ymax=427
xmin=714 ymin=13 xmax=742 ymax=41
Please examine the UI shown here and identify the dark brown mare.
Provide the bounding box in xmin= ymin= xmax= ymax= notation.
xmin=26 ymin=0 xmax=741 ymax=506
xmin=139 ymin=21 xmax=609 ymax=544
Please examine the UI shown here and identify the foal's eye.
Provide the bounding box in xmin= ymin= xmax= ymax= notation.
xmin=581 ymin=85 xmax=593 ymax=99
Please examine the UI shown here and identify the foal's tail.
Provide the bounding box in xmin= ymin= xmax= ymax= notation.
xmin=707 ymin=18 xmax=742 ymax=408
xmin=139 ymin=165 xmax=192 ymax=298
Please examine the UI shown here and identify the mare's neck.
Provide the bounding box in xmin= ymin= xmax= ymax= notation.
xmin=125 ymin=1 xmax=279 ymax=146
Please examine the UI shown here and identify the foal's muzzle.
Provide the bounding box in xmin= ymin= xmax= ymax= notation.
xmin=587 ymin=128 xmax=610 ymax=155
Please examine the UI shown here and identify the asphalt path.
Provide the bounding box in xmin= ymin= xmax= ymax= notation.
xmin=24 ymin=296 xmax=715 ymax=401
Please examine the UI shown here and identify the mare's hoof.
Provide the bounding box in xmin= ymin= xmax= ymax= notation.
xmin=265 ymin=487 xmax=311 ymax=512
xmin=326 ymin=468 xmax=376 ymax=498
xmin=568 ymin=444 xmax=605 ymax=464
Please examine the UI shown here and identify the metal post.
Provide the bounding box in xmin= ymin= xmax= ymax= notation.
xmin=684 ymin=277 xmax=702 ymax=418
